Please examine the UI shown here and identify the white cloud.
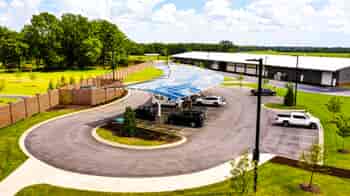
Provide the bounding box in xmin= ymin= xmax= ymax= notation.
xmin=0 ymin=0 xmax=350 ymax=46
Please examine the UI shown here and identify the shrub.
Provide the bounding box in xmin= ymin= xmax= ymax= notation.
xmin=48 ymin=80 xmax=54 ymax=90
xmin=122 ymin=107 xmax=137 ymax=137
xmin=284 ymin=83 xmax=295 ymax=106
xmin=69 ymin=76 xmax=76 ymax=85
xmin=29 ymin=72 xmax=37 ymax=81
xmin=0 ymin=79 xmax=6 ymax=92
xmin=60 ymin=76 xmax=67 ymax=86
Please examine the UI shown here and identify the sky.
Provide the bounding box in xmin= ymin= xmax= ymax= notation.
xmin=0 ymin=0 xmax=350 ymax=47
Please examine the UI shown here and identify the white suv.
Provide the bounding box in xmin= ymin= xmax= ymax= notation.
xmin=195 ymin=96 xmax=226 ymax=106
xmin=274 ymin=112 xmax=319 ymax=129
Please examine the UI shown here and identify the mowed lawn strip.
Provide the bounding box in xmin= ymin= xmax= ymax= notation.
xmin=0 ymin=108 xmax=80 ymax=181
xmin=16 ymin=163 xmax=350 ymax=196
xmin=96 ymin=128 xmax=167 ymax=146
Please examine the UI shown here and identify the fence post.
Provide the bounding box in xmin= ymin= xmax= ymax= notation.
xmin=104 ymin=88 xmax=108 ymax=103
xmin=48 ymin=91 xmax=52 ymax=108
xmin=9 ymin=103 xmax=14 ymax=124
xmin=24 ymin=98 xmax=29 ymax=117
xmin=36 ymin=94 xmax=41 ymax=113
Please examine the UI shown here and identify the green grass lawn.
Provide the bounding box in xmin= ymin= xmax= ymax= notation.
xmin=0 ymin=108 xmax=80 ymax=181
xmin=16 ymin=163 xmax=350 ymax=196
xmin=123 ymin=66 xmax=163 ymax=84
xmin=96 ymin=128 xmax=167 ymax=146
xmin=0 ymin=69 xmax=110 ymax=95
xmin=0 ymin=97 xmax=18 ymax=105
xmin=246 ymin=50 xmax=350 ymax=58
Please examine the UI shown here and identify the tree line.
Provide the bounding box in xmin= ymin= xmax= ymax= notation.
xmin=0 ymin=12 xmax=131 ymax=71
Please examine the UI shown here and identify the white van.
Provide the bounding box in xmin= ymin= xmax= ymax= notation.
xmin=152 ymin=95 xmax=183 ymax=107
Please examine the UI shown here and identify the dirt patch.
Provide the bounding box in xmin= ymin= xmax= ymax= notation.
xmin=300 ymin=183 xmax=321 ymax=194
xmin=337 ymin=149 xmax=350 ymax=154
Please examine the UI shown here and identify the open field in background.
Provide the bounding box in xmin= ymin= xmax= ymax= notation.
xmin=16 ymin=163 xmax=350 ymax=196
xmin=246 ymin=50 xmax=350 ymax=58
xmin=0 ymin=69 xmax=110 ymax=96
xmin=123 ymin=66 xmax=163 ymax=84
xmin=0 ymin=108 xmax=80 ymax=181
xmin=0 ymin=97 xmax=18 ymax=105
xmin=129 ymin=55 xmax=167 ymax=61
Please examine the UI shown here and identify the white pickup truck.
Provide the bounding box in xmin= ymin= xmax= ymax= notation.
xmin=274 ymin=112 xmax=319 ymax=129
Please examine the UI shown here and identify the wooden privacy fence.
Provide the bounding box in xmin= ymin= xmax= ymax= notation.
xmin=0 ymin=62 xmax=152 ymax=129
xmin=0 ymin=90 xmax=59 ymax=128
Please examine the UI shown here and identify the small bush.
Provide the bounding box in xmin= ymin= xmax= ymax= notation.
xmin=60 ymin=76 xmax=67 ymax=86
xmin=48 ymin=80 xmax=54 ymax=90
xmin=29 ymin=72 xmax=37 ymax=81
xmin=69 ymin=76 xmax=76 ymax=85
xmin=0 ymin=79 xmax=6 ymax=92
xmin=122 ymin=107 xmax=137 ymax=137
xmin=284 ymin=83 xmax=295 ymax=106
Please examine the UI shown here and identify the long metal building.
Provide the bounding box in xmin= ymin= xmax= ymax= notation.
xmin=172 ymin=51 xmax=350 ymax=87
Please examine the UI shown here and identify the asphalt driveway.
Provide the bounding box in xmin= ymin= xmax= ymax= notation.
xmin=24 ymin=87 xmax=319 ymax=177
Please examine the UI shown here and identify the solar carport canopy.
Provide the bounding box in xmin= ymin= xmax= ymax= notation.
xmin=128 ymin=64 xmax=224 ymax=100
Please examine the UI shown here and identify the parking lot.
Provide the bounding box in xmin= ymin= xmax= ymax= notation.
xmin=24 ymin=87 xmax=319 ymax=177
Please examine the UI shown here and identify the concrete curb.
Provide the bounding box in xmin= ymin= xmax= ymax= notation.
xmin=19 ymin=90 xmax=131 ymax=159
xmin=262 ymin=104 xmax=307 ymax=112
xmin=92 ymin=126 xmax=187 ymax=150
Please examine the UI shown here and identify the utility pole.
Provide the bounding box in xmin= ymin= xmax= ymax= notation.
xmin=294 ymin=55 xmax=299 ymax=106
xmin=246 ymin=58 xmax=263 ymax=193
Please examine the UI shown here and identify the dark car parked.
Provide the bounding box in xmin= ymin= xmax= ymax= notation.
xmin=167 ymin=110 xmax=205 ymax=128
xmin=251 ymin=88 xmax=276 ymax=96
xmin=135 ymin=106 xmax=157 ymax=121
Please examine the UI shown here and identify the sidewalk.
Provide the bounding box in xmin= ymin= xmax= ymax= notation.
xmin=0 ymin=154 xmax=275 ymax=196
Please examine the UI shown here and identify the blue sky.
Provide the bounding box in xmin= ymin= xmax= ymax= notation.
xmin=0 ymin=0 xmax=349 ymax=47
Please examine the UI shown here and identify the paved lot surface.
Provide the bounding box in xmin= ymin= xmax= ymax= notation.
xmin=24 ymin=87 xmax=318 ymax=177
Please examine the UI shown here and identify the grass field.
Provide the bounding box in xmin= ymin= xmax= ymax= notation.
xmin=246 ymin=50 xmax=350 ymax=58
xmin=0 ymin=97 xmax=18 ymax=105
xmin=16 ymin=163 xmax=350 ymax=196
xmin=123 ymin=66 xmax=163 ymax=84
xmin=129 ymin=55 xmax=167 ymax=62
xmin=0 ymin=108 xmax=80 ymax=181
xmin=0 ymin=69 xmax=110 ymax=95
xmin=96 ymin=128 xmax=167 ymax=146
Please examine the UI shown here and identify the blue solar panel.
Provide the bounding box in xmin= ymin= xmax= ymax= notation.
xmin=128 ymin=63 xmax=224 ymax=100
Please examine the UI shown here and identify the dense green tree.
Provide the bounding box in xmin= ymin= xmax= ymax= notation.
xmin=22 ymin=12 xmax=64 ymax=69
xmin=81 ymin=37 xmax=103 ymax=66
xmin=284 ymin=83 xmax=295 ymax=106
xmin=0 ymin=26 xmax=28 ymax=69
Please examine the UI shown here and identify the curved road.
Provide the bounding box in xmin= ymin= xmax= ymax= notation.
xmin=24 ymin=88 xmax=318 ymax=177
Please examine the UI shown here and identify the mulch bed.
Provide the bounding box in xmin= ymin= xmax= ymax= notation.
xmin=299 ymin=183 xmax=321 ymax=194
xmin=102 ymin=124 xmax=181 ymax=143
xmin=271 ymin=156 xmax=350 ymax=179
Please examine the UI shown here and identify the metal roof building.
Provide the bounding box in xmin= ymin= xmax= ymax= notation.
xmin=172 ymin=51 xmax=350 ymax=87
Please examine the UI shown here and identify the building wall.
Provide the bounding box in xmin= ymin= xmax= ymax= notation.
xmin=338 ymin=67 xmax=350 ymax=85
xmin=266 ymin=66 xmax=323 ymax=85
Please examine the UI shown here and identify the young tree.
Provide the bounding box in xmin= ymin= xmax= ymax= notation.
xmin=48 ymin=79 xmax=54 ymax=90
xmin=122 ymin=107 xmax=137 ymax=137
xmin=284 ymin=83 xmax=295 ymax=106
xmin=326 ymin=96 xmax=342 ymax=122
xmin=230 ymin=151 xmax=251 ymax=195
xmin=238 ymin=74 xmax=244 ymax=88
xmin=60 ymin=76 xmax=67 ymax=86
xmin=335 ymin=114 xmax=350 ymax=153
xmin=299 ymin=144 xmax=323 ymax=193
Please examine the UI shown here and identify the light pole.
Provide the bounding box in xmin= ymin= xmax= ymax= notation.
xmin=246 ymin=58 xmax=264 ymax=193
xmin=294 ymin=55 xmax=299 ymax=106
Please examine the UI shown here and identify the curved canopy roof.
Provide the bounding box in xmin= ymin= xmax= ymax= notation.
xmin=128 ymin=63 xmax=224 ymax=100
